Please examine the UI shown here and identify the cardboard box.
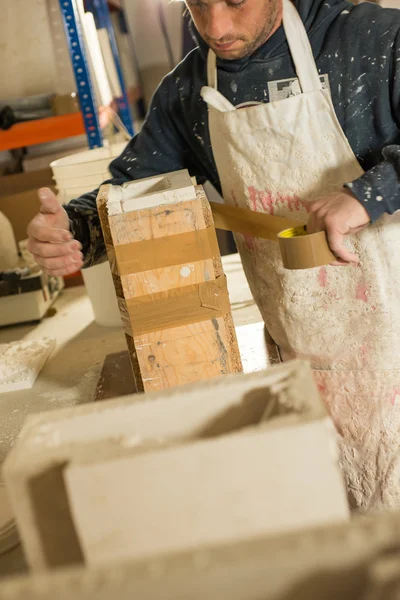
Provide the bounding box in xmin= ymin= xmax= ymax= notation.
xmin=22 ymin=136 xmax=88 ymax=172
xmin=0 ymin=169 xmax=54 ymax=198
xmin=51 ymin=94 xmax=80 ymax=117
xmin=0 ymin=170 xmax=55 ymax=242
xmin=3 ymin=360 xmax=348 ymax=572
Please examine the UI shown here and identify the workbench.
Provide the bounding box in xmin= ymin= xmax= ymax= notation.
xmin=0 ymin=253 xmax=268 ymax=578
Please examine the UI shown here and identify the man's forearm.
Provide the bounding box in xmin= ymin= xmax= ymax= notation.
xmin=64 ymin=187 xmax=105 ymax=268
xmin=345 ymin=145 xmax=400 ymax=223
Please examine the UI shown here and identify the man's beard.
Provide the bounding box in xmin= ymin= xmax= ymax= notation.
xmin=207 ymin=0 xmax=281 ymax=60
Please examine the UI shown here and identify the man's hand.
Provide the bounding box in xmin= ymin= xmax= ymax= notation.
xmin=307 ymin=190 xmax=370 ymax=265
xmin=27 ymin=188 xmax=84 ymax=276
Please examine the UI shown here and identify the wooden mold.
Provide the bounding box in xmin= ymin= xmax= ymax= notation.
xmin=96 ymin=170 xmax=242 ymax=393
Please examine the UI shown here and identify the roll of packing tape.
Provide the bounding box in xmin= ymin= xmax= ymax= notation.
xmin=278 ymin=226 xmax=336 ymax=270
xmin=208 ymin=200 xmax=336 ymax=270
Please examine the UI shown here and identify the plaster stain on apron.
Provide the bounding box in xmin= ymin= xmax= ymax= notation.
xmin=202 ymin=0 xmax=400 ymax=511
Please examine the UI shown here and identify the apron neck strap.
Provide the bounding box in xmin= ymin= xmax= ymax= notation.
xmin=206 ymin=0 xmax=323 ymax=94
xmin=282 ymin=0 xmax=322 ymax=93
xmin=207 ymin=50 xmax=217 ymax=89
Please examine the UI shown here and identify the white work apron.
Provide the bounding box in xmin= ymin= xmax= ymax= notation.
xmin=202 ymin=0 xmax=400 ymax=512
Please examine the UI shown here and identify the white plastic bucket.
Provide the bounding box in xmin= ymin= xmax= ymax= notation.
xmin=50 ymin=144 xmax=127 ymax=327
xmin=53 ymin=171 xmax=112 ymax=186
xmin=50 ymin=142 xmax=127 ymax=180
xmin=81 ymin=261 xmax=122 ymax=327
xmin=53 ymin=169 xmax=111 ymax=188
xmin=51 ymin=142 xmax=127 ymax=204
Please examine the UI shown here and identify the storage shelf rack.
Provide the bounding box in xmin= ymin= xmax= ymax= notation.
xmin=0 ymin=0 xmax=134 ymax=151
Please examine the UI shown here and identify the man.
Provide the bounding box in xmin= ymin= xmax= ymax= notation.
xmin=28 ymin=0 xmax=400 ymax=512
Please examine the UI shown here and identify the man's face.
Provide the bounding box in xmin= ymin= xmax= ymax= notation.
xmin=185 ymin=0 xmax=282 ymax=60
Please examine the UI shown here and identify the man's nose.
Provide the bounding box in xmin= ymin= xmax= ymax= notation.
xmin=205 ymin=4 xmax=232 ymax=40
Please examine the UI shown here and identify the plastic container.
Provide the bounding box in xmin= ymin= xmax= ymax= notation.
xmin=50 ymin=144 xmax=126 ymax=327
xmin=54 ymin=171 xmax=112 ymax=188
xmin=50 ymin=142 xmax=127 ymax=181
xmin=81 ymin=261 xmax=121 ymax=327
xmin=53 ymin=170 xmax=111 ymax=186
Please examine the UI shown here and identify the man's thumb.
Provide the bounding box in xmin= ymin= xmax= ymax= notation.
xmin=327 ymin=230 xmax=359 ymax=264
xmin=38 ymin=188 xmax=60 ymax=215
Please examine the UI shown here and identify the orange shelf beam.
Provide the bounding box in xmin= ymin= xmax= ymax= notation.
xmin=0 ymin=108 xmax=111 ymax=152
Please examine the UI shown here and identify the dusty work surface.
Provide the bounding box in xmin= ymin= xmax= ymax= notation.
xmin=0 ymin=288 xmax=127 ymax=466
xmin=0 ymin=255 xmax=263 ymax=464
xmin=0 ymin=254 xmax=265 ymax=577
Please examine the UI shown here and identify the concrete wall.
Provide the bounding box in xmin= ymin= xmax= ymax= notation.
xmin=0 ymin=0 xmax=184 ymax=110
xmin=0 ymin=0 xmax=57 ymax=102
xmin=123 ymin=0 xmax=184 ymax=107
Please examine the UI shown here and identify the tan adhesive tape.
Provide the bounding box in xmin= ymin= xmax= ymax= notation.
xmin=210 ymin=201 xmax=300 ymax=242
xmin=106 ymin=227 xmax=220 ymax=276
xmin=210 ymin=202 xmax=335 ymax=270
xmin=125 ymin=275 xmax=230 ymax=334
xmin=278 ymin=227 xmax=335 ymax=269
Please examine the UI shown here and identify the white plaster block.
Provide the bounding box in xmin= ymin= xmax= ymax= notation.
xmin=65 ymin=419 xmax=348 ymax=567
xmin=3 ymin=360 xmax=348 ymax=572
xmin=106 ymin=170 xmax=196 ymax=216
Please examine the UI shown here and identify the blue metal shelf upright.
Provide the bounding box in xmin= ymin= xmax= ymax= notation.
xmin=59 ymin=0 xmax=103 ymax=148
xmin=58 ymin=0 xmax=134 ymax=149
xmin=86 ymin=0 xmax=135 ymax=137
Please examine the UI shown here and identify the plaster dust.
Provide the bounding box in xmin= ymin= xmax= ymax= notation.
xmin=0 ymin=339 xmax=55 ymax=393
xmin=0 ymin=287 xmax=128 ymax=468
